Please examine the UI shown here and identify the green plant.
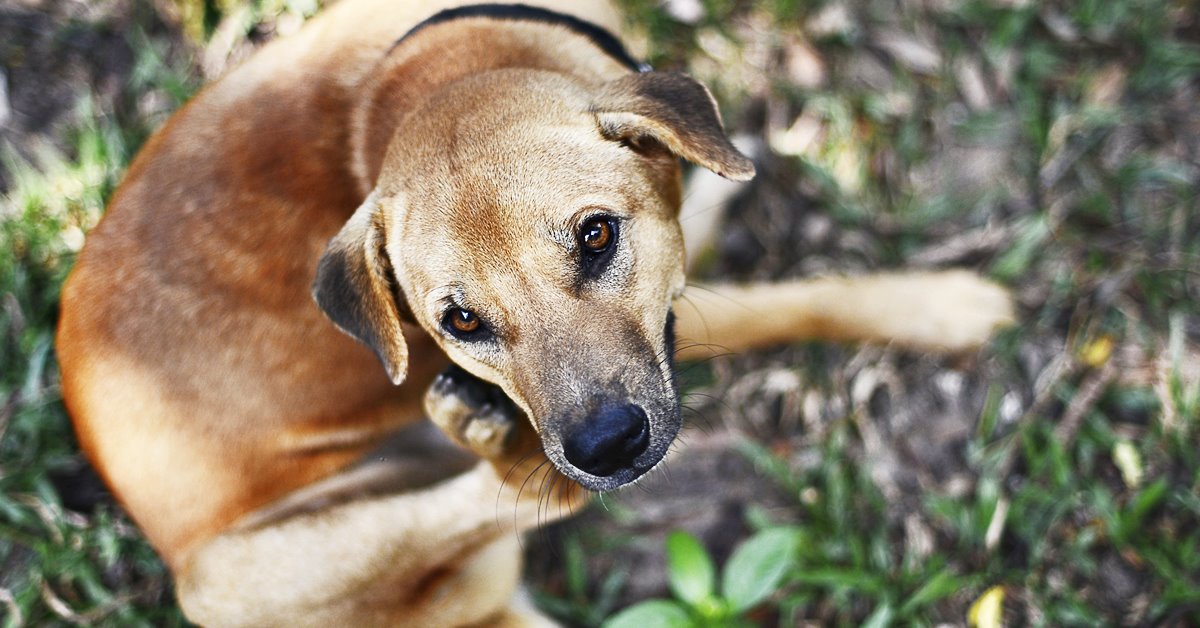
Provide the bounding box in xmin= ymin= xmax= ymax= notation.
xmin=603 ymin=528 xmax=799 ymax=627
xmin=534 ymin=534 xmax=628 ymax=627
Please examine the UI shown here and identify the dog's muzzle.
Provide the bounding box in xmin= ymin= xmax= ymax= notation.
xmin=562 ymin=404 xmax=651 ymax=477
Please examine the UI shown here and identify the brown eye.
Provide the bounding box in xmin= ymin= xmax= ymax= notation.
xmin=580 ymin=218 xmax=613 ymax=253
xmin=442 ymin=308 xmax=483 ymax=339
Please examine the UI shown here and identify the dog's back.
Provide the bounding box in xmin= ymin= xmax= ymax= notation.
xmin=57 ymin=0 xmax=623 ymax=571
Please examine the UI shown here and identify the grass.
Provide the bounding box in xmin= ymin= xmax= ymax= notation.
xmin=0 ymin=125 xmax=173 ymax=625
xmin=2 ymin=0 xmax=1199 ymax=625
xmin=0 ymin=12 xmax=200 ymax=621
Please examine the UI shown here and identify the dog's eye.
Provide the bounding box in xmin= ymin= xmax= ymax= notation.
xmin=578 ymin=216 xmax=618 ymax=277
xmin=580 ymin=218 xmax=613 ymax=252
xmin=442 ymin=308 xmax=488 ymax=341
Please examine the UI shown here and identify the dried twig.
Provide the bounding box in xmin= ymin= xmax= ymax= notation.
xmin=909 ymin=222 xmax=1016 ymax=266
xmin=39 ymin=581 xmax=85 ymax=625
xmin=994 ymin=352 xmax=1079 ymax=480
xmin=1053 ymin=359 xmax=1119 ymax=445
xmin=985 ymin=496 xmax=1010 ymax=552
xmin=0 ymin=587 xmax=22 ymax=627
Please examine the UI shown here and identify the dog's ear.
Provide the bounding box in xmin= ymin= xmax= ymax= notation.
xmin=592 ymin=71 xmax=755 ymax=181
xmin=312 ymin=192 xmax=409 ymax=385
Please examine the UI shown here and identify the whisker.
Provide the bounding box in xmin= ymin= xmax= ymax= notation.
xmin=513 ymin=458 xmax=552 ymax=549
xmin=538 ymin=465 xmax=557 ymax=536
xmin=496 ymin=450 xmax=538 ymax=521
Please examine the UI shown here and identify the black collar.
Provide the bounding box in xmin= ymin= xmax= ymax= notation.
xmin=391 ymin=3 xmax=651 ymax=73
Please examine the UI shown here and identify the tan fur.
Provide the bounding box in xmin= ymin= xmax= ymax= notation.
xmin=57 ymin=1 xmax=1014 ymax=625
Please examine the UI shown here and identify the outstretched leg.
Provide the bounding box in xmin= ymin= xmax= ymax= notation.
xmin=674 ymin=270 xmax=1015 ymax=361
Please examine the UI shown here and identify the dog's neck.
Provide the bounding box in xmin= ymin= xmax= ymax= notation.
xmin=394 ymin=5 xmax=647 ymax=73
xmin=348 ymin=8 xmax=642 ymax=195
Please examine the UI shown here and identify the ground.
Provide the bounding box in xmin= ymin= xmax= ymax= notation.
xmin=1 ymin=0 xmax=1198 ymax=626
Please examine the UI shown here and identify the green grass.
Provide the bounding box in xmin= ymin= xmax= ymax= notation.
xmin=3 ymin=0 xmax=1199 ymax=625
xmin=0 ymin=49 xmax=198 ymax=628
xmin=0 ymin=7 xmax=203 ymax=624
xmin=0 ymin=126 xmax=175 ymax=626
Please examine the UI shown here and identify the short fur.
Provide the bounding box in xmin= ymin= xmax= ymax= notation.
xmin=56 ymin=1 xmax=1014 ymax=625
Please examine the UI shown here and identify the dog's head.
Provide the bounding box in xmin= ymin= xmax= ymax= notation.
xmin=313 ymin=70 xmax=752 ymax=491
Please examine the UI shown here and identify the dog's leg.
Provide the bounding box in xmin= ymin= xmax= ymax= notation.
xmin=674 ymin=270 xmax=1015 ymax=360
xmin=176 ymin=460 xmax=550 ymax=627
xmin=177 ymin=376 xmax=578 ymax=627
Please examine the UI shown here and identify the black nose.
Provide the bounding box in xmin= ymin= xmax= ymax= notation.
xmin=563 ymin=405 xmax=650 ymax=477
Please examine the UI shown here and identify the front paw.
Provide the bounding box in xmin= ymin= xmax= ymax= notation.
xmin=424 ymin=365 xmax=521 ymax=460
xmin=424 ymin=367 xmax=584 ymax=511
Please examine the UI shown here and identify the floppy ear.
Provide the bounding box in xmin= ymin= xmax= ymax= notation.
xmin=312 ymin=192 xmax=409 ymax=385
xmin=592 ymin=71 xmax=755 ymax=181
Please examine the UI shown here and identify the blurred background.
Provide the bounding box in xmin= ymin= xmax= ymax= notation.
xmin=1 ymin=0 xmax=1198 ymax=625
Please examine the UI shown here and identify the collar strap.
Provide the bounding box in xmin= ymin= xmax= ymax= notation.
xmin=392 ymin=3 xmax=651 ymax=73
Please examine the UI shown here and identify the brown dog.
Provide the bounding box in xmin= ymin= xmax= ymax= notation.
xmin=56 ymin=1 xmax=1014 ymax=625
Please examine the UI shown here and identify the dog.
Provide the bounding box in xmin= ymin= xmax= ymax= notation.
xmin=55 ymin=1 xmax=1015 ymax=625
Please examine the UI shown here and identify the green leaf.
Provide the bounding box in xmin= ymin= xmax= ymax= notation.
xmin=792 ymin=568 xmax=886 ymax=593
xmin=991 ymin=216 xmax=1049 ymax=282
xmin=1118 ymin=478 xmax=1169 ymax=540
xmin=603 ymin=600 xmax=694 ymax=628
xmin=861 ymin=600 xmax=895 ymax=628
xmin=564 ymin=536 xmax=587 ymax=596
xmin=900 ymin=568 xmax=959 ymax=614
xmin=666 ymin=531 xmax=715 ymax=606
xmin=722 ymin=527 xmax=799 ymax=612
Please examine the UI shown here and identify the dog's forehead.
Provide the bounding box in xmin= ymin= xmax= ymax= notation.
xmin=434 ymin=123 xmax=629 ymax=193
xmin=384 ymin=70 xmax=632 ymax=189
xmin=396 ymin=119 xmax=638 ymax=246
xmin=400 ymin=183 xmax=604 ymax=285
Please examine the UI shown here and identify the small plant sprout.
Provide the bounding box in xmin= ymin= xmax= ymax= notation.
xmin=604 ymin=528 xmax=800 ymax=628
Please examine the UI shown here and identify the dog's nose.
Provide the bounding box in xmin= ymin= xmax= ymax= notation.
xmin=563 ymin=404 xmax=650 ymax=477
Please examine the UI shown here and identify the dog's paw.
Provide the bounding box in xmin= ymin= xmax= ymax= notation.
xmin=424 ymin=367 xmax=588 ymax=512
xmin=424 ymin=365 xmax=519 ymax=460
xmin=900 ymin=270 xmax=1016 ymax=351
